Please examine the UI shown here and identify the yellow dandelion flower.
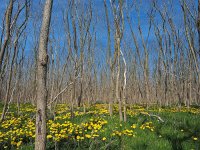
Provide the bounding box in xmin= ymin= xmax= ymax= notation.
xmin=17 ymin=141 xmax=22 ymax=147
xmin=193 ymin=137 xmax=198 ymax=141
xmin=131 ymin=124 xmax=137 ymax=129
xmin=85 ymin=134 xmax=91 ymax=138
xmin=77 ymin=135 xmax=81 ymax=140
xmin=102 ymin=137 xmax=106 ymax=141
xmin=47 ymin=135 xmax=53 ymax=139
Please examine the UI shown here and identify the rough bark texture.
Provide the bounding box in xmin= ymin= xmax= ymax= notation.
xmin=35 ymin=0 xmax=53 ymax=150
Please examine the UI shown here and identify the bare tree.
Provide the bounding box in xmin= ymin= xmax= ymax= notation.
xmin=197 ymin=0 xmax=200 ymax=57
xmin=110 ymin=0 xmax=125 ymax=121
xmin=0 ymin=0 xmax=13 ymax=72
xmin=35 ymin=0 xmax=53 ymax=149
xmin=0 ymin=0 xmax=30 ymax=122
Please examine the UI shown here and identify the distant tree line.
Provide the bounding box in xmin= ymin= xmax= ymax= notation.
xmin=0 ymin=0 xmax=199 ymax=123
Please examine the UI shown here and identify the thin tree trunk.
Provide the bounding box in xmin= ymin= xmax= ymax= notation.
xmin=0 ymin=32 xmax=19 ymax=122
xmin=197 ymin=0 xmax=200 ymax=57
xmin=116 ymin=38 xmax=123 ymax=121
xmin=120 ymin=49 xmax=127 ymax=122
xmin=0 ymin=0 xmax=13 ymax=71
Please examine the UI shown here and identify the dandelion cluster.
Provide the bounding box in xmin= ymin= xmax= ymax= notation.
xmin=0 ymin=103 xmax=199 ymax=149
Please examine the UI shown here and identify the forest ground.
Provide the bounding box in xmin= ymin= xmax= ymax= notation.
xmin=0 ymin=103 xmax=200 ymax=150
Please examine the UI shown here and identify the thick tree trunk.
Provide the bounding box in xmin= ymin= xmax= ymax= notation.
xmin=35 ymin=0 xmax=53 ymax=150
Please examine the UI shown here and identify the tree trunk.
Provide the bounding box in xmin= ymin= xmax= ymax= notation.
xmin=35 ymin=0 xmax=53 ymax=150
xmin=116 ymin=37 xmax=123 ymax=121
xmin=197 ymin=0 xmax=200 ymax=104
xmin=197 ymin=0 xmax=200 ymax=57
xmin=0 ymin=0 xmax=13 ymax=71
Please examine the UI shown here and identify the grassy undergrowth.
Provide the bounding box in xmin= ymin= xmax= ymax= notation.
xmin=0 ymin=103 xmax=200 ymax=150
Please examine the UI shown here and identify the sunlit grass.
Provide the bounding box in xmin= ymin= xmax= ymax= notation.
xmin=0 ymin=103 xmax=200 ymax=149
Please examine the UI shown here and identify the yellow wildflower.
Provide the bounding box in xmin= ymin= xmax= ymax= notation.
xmin=47 ymin=135 xmax=53 ymax=139
xmin=102 ymin=137 xmax=106 ymax=141
xmin=17 ymin=141 xmax=22 ymax=147
xmin=85 ymin=134 xmax=91 ymax=138
xmin=193 ymin=137 xmax=198 ymax=141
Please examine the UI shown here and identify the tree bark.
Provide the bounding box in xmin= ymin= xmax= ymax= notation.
xmin=0 ymin=0 xmax=13 ymax=71
xmin=35 ymin=0 xmax=53 ymax=150
xmin=197 ymin=0 xmax=200 ymax=57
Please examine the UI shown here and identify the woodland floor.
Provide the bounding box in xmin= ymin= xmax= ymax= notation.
xmin=0 ymin=103 xmax=200 ymax=150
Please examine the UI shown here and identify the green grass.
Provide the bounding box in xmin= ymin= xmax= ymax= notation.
xmin=0 ymin=103 xmax=200 ymax=150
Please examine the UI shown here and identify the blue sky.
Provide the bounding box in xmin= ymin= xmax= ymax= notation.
xmin=0 ymin=0 xmax=198 ymax=74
